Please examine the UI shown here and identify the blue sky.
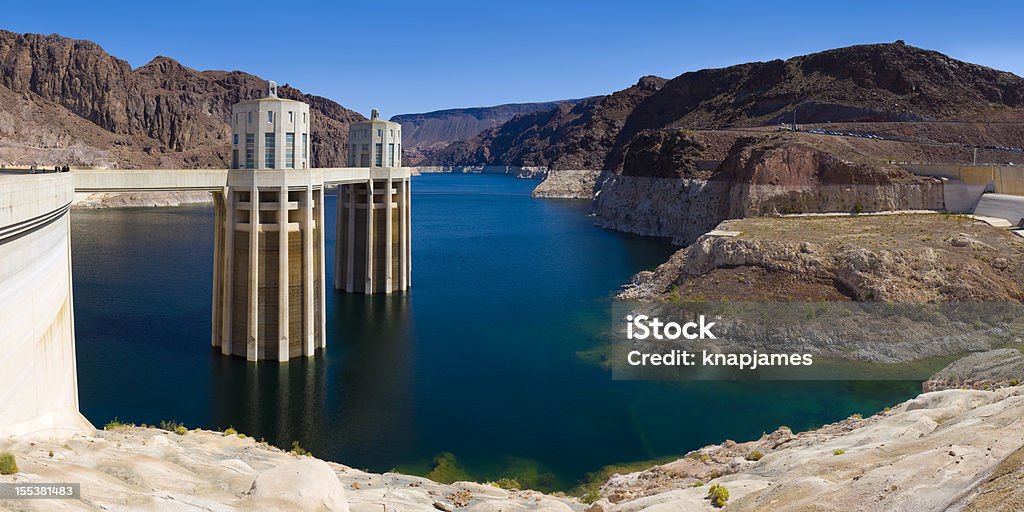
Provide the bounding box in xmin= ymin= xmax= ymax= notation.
xmin=3 ymin=0 xmax=1022 ymax=116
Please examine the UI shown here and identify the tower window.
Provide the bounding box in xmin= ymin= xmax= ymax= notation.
xmin=267 ymin=111 xmax=274 ymax=123
xmin=288 ymin=111 xmax=294 ymax=123
xmin=233 ymin=134 xmax=238 ymax=145
xmin=285 ymin=132 xmax=295 ymax=169
xmin=265 ymin=133 xmax=276 ymax=168
xmin=389 ymin=143 xmax=395 ymax=167
xmin=247 ymin=112 xmax=252 ymax=124
xmin=245 ymin=134 xmax=255 ymax=169
xmin=375 ymin=143 xmax=383 ymax=166
xmin=302 ymin=133 xmax=308 ymax=163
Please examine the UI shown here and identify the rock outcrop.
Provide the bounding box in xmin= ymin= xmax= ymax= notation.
xmin=923 ymin=348 xmax=1024 ymax=392
xmin=597 ymin=386 xmax=1024 ymax=511
xmin=531 ymin=170 xmax=608 ymax=199
xmin=593 ymin=133 xmax=944 ymax=244
xmin=620 ymin=213 xmax=1024 ymax=303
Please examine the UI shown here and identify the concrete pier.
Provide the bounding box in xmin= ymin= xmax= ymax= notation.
xmin=211 ymin=170 xmax=329 ymax=362
xmin=335 ymin=109 xmax=411 ymax=294
xmin=334 ymin=177 xmax=411 ymax=294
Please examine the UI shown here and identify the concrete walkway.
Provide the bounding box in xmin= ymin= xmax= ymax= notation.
xmin=974 ymin=193 xmax=1024 ymax=227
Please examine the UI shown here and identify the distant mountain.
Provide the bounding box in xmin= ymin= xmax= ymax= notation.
xmin=391 ymin=100 xmax=583 ymax=165
xmin=0 ymin=30 xmax=365 ymax=168
xmin=427 ymin=42 xmax=1024 ymax=170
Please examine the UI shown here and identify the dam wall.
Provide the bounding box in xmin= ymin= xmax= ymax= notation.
xmin=0 ymin=172 xmax=92 ymax=436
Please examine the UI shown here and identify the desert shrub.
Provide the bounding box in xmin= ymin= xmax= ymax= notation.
xmin=159 ymin=420 xmax=184 ymax=432
xmin=579 ymin=489 xmax=602 ymax=504
xmin=290 ymin=441 xmax=310 ymax=456
xmin=0 ymin=452 xmax=17 ymax=475
xmin=224 ymin=427 xmax=237 ymax=436
xmin=707 ymin=483 xmax=729 ymax=507
xmin=745 ymin=450 xmax=764 ymax=461
xmin=174 ymin=426 xmax=188 ymax=436
xmin=833 ymin=449 xmax=846 ymax=456
xmin=104 ymin=418 xmax=128 ymax=430
xmin=490 ymin=477 xmax=520 ymax=490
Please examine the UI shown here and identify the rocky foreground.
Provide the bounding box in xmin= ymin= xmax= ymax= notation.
xmin=0 ymin=427 xmax=581 ymax=512
xmin=3 ymin=358 xmax=1024 ymax=511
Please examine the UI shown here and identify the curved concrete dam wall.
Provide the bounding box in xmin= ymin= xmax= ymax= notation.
xmin=0 ymin=172 xmax=91 ymax=436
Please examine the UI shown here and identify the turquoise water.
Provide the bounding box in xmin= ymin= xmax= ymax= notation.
xmin=71 ymin=173 xmax=919 ymax=490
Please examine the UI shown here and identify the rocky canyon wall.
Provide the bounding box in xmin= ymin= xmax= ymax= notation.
xmin=591 ymin=134 xmax=945 ymax=245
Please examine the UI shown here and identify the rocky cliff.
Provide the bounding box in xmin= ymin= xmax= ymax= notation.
xmin=425 ymin=76 xmax=667 ymax=169
xmin=392 ymin=100 xmax=581 ymax=165
xmin=593 ymin=132 xmax=944 ymax=243
xmin=0 ymin=30 xmax=365 ymax=168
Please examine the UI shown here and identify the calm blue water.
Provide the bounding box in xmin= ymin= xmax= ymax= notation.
xmin=71 ymin=174 xmax=919 ymax=489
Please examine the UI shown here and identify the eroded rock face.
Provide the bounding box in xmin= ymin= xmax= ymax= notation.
xmin=667 ymin=216 xmax=1023 ymax=303
xmin=592 ymin=175 xmax=730 ymax=244
xmin=531 ymin=170 xmax=609 ymax=199
xmin=718 ymin=136 xmax=943 ymax=218
xmin=620 ymin=130 xmax=709 ymax=179
xmin=923 ymin=348 xmax=1024 ymax=392
xmin=593 ymin=135 xmax=944 ymax=244
xmin=0 ymin=30 xmax=364 ymax=168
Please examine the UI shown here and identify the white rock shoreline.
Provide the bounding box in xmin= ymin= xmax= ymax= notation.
xmin=4 ymin=372 xmax=1024 ymax=511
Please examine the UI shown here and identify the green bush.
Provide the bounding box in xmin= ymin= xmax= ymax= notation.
xmin=490 ymin=477 xmax=520 ymax=490
xmin=290 ymin=440 xmax=310 ymax=456
xmin=224 ymin=427 xmax=238 ymax=436
xmin=579 ymin=489 xmax=602 ymax=504
xmin=745 ymin=450 xmax=764 ymax=461
xmin=692 ymin=481 xmax=704 ymax=487
xmin=159 ymin=420 xmax=184 ymax=432
xmin=0 ymin=452 xmax=17 ymax=475
xmin=174 ymin=426 xmax=188 ymax=436
xmin=104 ymin=418 xmax=128 ymax=430
xmin=707 ymin=483 xmax=729 ymax=507
xmin=833 ymin=449 xmax=846 ymax=456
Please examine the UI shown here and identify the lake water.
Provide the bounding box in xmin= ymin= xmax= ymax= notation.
xmin=71 ymin=173 xmax=920 ymax=490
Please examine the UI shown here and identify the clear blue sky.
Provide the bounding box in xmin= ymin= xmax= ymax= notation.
xmin=3 ymin=0 xmax=1022 ymax=116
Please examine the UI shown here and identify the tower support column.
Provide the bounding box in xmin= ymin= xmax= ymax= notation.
xmin=212 ymin=169 xmax=326 ymax=361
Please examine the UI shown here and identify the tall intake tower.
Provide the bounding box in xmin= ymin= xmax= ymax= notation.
xmin=335 ymin=109 xmax=411 ymax=294
xmin=212 ymin=82 xmax=326 ymax=361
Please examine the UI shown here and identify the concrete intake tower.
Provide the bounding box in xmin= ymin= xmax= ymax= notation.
xmin=211 ymin=86 xmax=410 ymax=362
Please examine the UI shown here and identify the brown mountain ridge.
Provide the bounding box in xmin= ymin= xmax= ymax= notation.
xmin=427 ymin=41 xmax=1024 ymax=171
xmin=0 ymin=30 xmax=364 ymax=168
